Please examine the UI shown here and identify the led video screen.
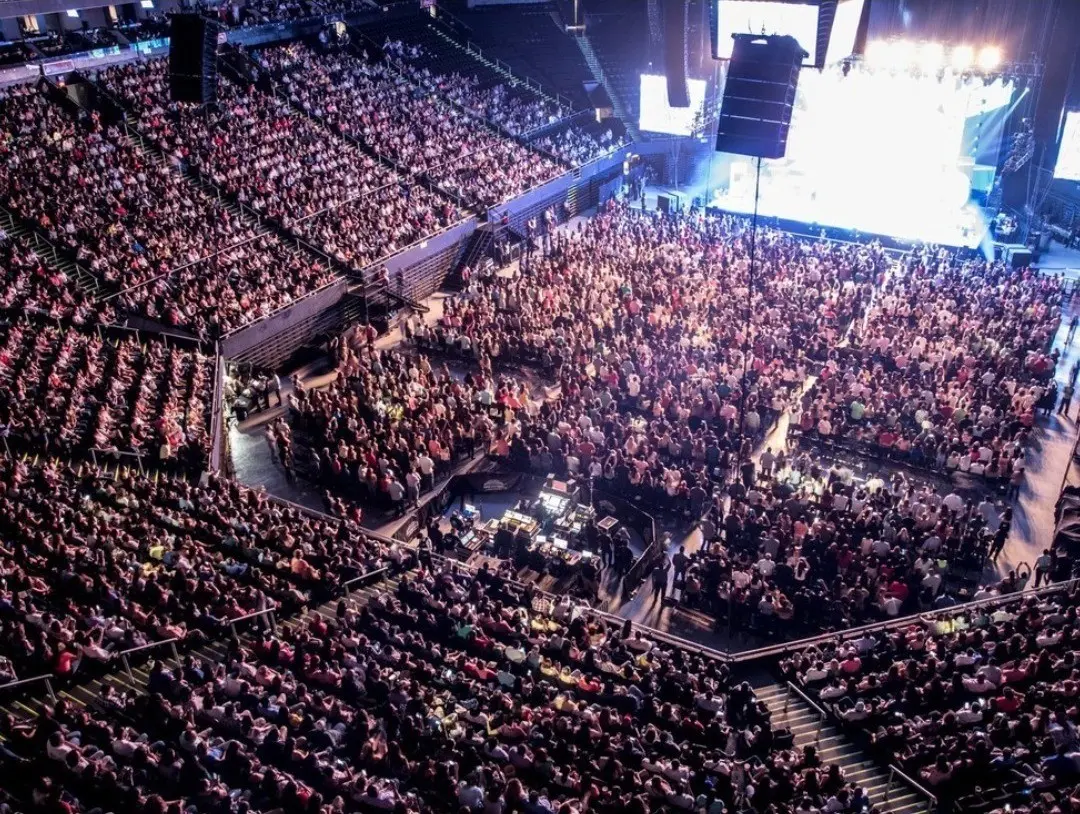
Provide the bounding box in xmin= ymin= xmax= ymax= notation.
xmin=638 ymin=73 xmax=708 ymax=136
xmin=716 ymin=0 xmax=819 ymax=65
xmin=1054 ymin=111 xmax=1080 ymax=182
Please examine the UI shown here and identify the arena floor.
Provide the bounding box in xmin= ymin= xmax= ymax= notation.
xmin=227 ymin=199 xmax=1080 ymax=648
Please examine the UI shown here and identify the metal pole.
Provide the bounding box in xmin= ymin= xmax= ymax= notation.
xmin=737 ymin=155 xmax=763 ymax=466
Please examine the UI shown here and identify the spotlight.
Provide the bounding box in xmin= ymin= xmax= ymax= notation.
xmin=978 ymin=46 xmax=1001 ymax=71
xmin=950 ymin=45 xmax=974 ymax=71
xmin=919 ymin=42 xmax=944 ymax=71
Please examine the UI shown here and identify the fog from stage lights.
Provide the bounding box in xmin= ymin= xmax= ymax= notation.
xmin=919 ymin=43 xmax=944 ymax=72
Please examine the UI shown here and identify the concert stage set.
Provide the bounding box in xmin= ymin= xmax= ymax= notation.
xmin=644 ymin=32 xmax=1039 ymax=252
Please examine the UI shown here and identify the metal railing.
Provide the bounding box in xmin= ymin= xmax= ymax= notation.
xmin=226 ymin=607 xmax=278 ymax=640
xmin=117 ymin=637 xmax=180 ymax=681
xmin=886 ymin=764 xmax=938 ymax=813
xmin=0 ymin=674 xmax=56 ymax=703
xmin=729 ymin=576 xmax=1079 ymax=663
xmin=784 ymin=680 xmax=828 ymax=747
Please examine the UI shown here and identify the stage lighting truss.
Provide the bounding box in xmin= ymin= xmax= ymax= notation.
xmin=858 ymin=39 xmax=1041 ymax=82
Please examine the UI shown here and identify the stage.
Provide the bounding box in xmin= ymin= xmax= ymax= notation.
xmin=707 ymin=188 xmax=991 ymax=250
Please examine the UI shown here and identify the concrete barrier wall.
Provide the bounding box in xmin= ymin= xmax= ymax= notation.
xmin=220 ymin=278 xmax=348 ymax=360
xmin=375 ymin=217 xmax=478 ymax=278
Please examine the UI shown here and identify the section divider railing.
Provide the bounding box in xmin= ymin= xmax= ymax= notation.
xmin=887 ymin=764 xmax=938 ymax=813
xmin=785 ymin=681 xmax=827 ymax=746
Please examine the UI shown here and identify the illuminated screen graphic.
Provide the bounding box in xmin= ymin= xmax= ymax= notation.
xmin=638 ymin=74 xmax=708 ymax=136
xmin=1054 ymin=111 xmax=1080 ymax=182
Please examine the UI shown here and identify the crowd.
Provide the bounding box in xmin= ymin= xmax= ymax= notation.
xmin=253 ymin=41 xmax=565 ymax=208
xmin=0 ymin=557 xmax=885 ymax=814
xmin=98 ymin=57 xmax=465 ymax=274
xmin=0 ymin=455 xmax=399 ymax=680
xmin=116 ymin=234 xmax=337 ymax=340
xmin=791 ymin=253 xmax=1063 ymax=479
xmin=383 ymin=37 xmax=568 ymax=137
xmin=0 ymin=321 xmax=216 ymax=465
xmin=287 ymin=334 xmax=535 ymax=514
xmin=674 ymin=448 xmax=1015 ymax=638
xmin=290 ymin=183 xmax=463 ymax=271
xmin=532 ymin=122 xmax=626 ymax=168
xmin=95 ymin=58 xmax=393 ymax=223
xmin=783 ymin=585 xmax=1080 ymax=812
xmin=0 ymin=229 xmax=110 ymax=326
xmin=408 ymin=205 xmax=880 ymax=516
xmin=0 ymin=80 xmax=341 ymax=339
xmin=0 ymin=84 xmax=257 ymax=292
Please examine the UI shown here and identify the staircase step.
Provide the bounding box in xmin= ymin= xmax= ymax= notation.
xmin=754 ymin=682 xmax=930 ymax=814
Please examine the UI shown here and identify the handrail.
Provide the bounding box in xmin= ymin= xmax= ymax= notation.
xmin=117 ymin=637 xmax=179 ymax=658
xmin=785 ymin=679 xmax=828 ymax=746
xmin=785 ymin=679 xmax=829 ymax=720
xmin=342 ymin=566 xmax=390 ymax=590
xmin=0 ymin=674 xmax=56 ymax=702
xmin=729 ymin=576 xmax=1080 ymax=663
xmin=229 ymin=607 xmax=279 ymax=625
xmin=887 ymin=764 xmax=937 ymax=813
xmin=209 ymin=344 xmax=226 ymax=472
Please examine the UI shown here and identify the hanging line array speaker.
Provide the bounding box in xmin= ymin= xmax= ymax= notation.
xmin=716 ymin=34 xmax=807 ymax=160
xmin=663 ymin=0 xmax=690 ymax=108
xmin=169 ymin=13 xmax=221 ymax=105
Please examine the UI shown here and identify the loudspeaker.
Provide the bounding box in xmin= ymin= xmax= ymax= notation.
xmin=716 ymin=34 xmax=806 ymax=159
xmin=662 ymin=0 xmax=689 ymax=108
xmin=169 ymin=13 xmax=220 ymax=104
xmin=657 ymin=192 xmax=686 ymax=214
xmin=1008 ymin=247 xmax=1032 ymax=269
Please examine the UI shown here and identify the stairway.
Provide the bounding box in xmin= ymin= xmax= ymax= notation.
xmin=572 ymin=31 xmax=640 ymax=142
xmin=755 ymin=683 xmax=929 ymax=814
xmin=0 ymin=205 xmax=104 ymax=300
xmin=0 ymin=573 xmax=400 ymax=726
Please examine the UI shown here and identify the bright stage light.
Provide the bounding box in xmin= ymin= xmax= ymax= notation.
xmin=978 ymin=46 xmax=1002 ymax=71
xmin=919 ymin=42 xmax=944 ymax=71
xmin=889 ymin=40 xmax=917 ymax=68
xmin=951 ymin=45 xmax=974 ymax=71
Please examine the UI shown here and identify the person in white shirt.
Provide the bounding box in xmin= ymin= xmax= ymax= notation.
xmin=942 ymin=492 xmax=964 ymax=514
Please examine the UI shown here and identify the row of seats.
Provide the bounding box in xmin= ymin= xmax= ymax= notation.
xmin=0 ymin=320 xmax=215 ymax=465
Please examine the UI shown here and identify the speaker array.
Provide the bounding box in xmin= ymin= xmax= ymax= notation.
xmin=169 ymin=13 xmax=221 ymax=105
xmin=716 ymin=34 xmax=806 ymax=160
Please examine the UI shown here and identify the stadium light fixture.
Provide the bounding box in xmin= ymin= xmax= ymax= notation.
xmin=978 ymin=46 xmax=1001 ymax=71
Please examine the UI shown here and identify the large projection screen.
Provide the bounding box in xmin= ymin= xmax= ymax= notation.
xmin=716 ymin=0 xmax=819 ymax=65
xmin=1055 ymin=111 xmax=1080 ymax=182
xmin=638 ymin=74 xmax=708 ymax=136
